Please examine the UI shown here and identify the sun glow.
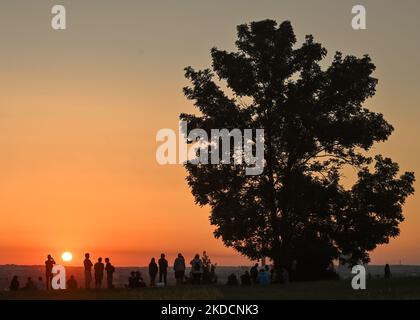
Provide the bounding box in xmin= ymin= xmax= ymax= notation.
xmin=61 ymin=251 xmax=73 ymax=262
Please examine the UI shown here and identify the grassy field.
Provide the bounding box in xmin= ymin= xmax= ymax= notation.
xmin=1 ymin=277 xmax=420 ymax=300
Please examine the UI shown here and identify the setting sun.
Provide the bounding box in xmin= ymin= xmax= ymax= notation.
xmin=61 ymin=251 xmax=73 ymax=262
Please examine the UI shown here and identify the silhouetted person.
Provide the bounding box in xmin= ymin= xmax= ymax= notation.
xmin=227 ymin=273 xmax=238 ymax=285
xmin=94 ymin=257 xmax=105 ymax=288
xmin=9 ymin=276 xmax=19 ymax=291
xmin=129 ymin=271 xmax=141 ymax=288
xmin=149 ymin=258 xmax=158 ymax=286
xmin=128 ymin=271 xmax=136 ymax=289
xmin=210 ymin=264 xmax=218 ymax=284
xmin=45 ymin=254 xmax=56 ymax=290
xmin=24 ymin=277 xmax=36 ymax=290
xmin=240 ymin=271 xmax=252 ymax=286
xmin=257 ymin=268 xmax=270 ymax=284
xmin=250 ymin=263 xmax=259 ymax=285
xmin=84 ymin=253 xmax=93 ymax=289
xmin=190 ymin=254 xmax=203 ymax=284
xmin=174 ymin=253 xmax=186 ymax=285
xmin=67 ymin=275 xmax=77 ymax=290
xmin=105 ymin=257 xmax=115 ymax=289
xmin=37 ymin=276 xmax=46 ymax=290
xmin=135 ymin=271 xmax=146 ymax=288
xmin=384 ymin=264 xmax=391 ymax=279
xmin=158 ymin=253 xmax=168 ymax=286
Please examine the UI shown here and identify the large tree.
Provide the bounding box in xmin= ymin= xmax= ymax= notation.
xmin=180 ymin=20 xmax=415 ymax=280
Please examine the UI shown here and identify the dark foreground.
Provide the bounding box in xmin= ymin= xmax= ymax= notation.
xmin=1 ymin=277 xmax=420 ymax=300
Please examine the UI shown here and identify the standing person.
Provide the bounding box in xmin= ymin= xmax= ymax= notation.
xmin=158 ymin=253 xmax=168 ymax=286
xmin=174 ymin=253 xmax=186 ymax=285
xmin=240 ymin=271 xmax=252 ymax=286
xmin=384 ymin=264 xmax=391 ymax=279
xmin=257 ymin=268 xmax=270 ymax=284
xmin=105 ymin=257 xmax=115 ymax=289
xmin=190 ymin=254 xmax=203 ymax=284
xmin=128 ymin=271 xmax=136 ymax=289
xmin=226 ymin=273 xmax=239 ymax=285
xmin=149 ymin=257 xmax=158 ymax=287
xmin=94 ymin=257 xmax=105 ymax=288
xmin=201 ymin=251 xmax=212 ymax=283
xmin=83 ymin=253 xmax=93 ymax=289
xmin=250 ymin=263 xmax=259 ymax=285
xmin=9 ymin=276 xmax=19 ymax=291
xmin=45 ymin=254 xmax=56 ymax=290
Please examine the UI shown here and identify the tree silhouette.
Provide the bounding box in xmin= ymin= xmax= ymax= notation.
xmin=180 ymin=20 xmax=415 ymax=280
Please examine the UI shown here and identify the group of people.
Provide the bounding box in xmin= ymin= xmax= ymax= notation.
xmin=83 ymin=253 xmax=116 ymax=289
xmin=10 ymin=253 xmax=117 ymax=291
xmin=8 ymin=252 xmax=395 ymax=291
xmin=8 ymin=253 xmax=116 ymax=291
xmin=9 ymin=275 xmax=45 ymax=291
xmin=226 ymin=264 xmax=279 ymax=286
xmin=44 ymin=253 xmax=117 ymax=290
xmin=8 ymin=251 xmax=217 ymax=291
xmin=41 ymin=254 xmax=78 ymax=290
xmin=144 ymin=252 xmax=216 ymax=287
xmin=15 ymin=252 xmax=394 ymax=291
xmin=89 ymin=251 xmax=217 ymax=289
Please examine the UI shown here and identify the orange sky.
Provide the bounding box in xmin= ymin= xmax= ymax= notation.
xmin=0 ymin=0 xmax=419 ymax=266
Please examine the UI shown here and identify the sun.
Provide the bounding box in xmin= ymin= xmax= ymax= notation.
xmin=61 ymin=251 xmax=73 ymax=262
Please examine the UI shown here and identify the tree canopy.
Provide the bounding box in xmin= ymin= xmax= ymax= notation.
xmin=180 ymin=19 xmax=415 ymax=280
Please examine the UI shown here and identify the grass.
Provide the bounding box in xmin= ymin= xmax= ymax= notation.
xmin=1 ymin=277 xmax=420 ymax=300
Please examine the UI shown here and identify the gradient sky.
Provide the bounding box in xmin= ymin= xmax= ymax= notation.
xmin=0 ymin=0 xmax=419 ymax=266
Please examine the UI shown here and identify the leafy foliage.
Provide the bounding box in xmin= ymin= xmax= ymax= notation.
xmin=180 ymin=20 xmax=415 ymax=279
